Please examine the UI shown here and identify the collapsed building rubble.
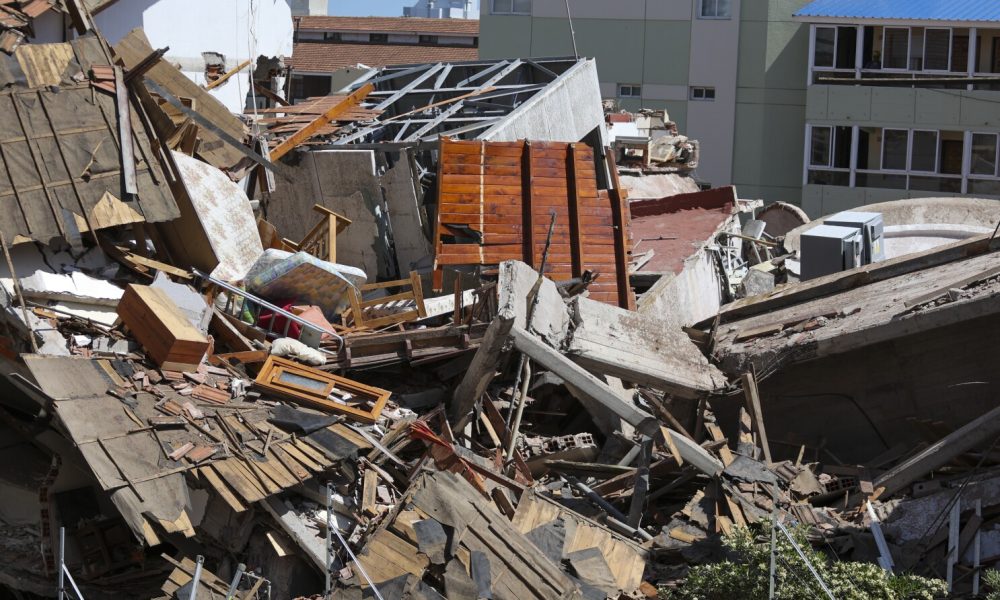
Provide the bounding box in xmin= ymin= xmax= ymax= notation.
xmin=0 ymin=3 xmax=997 ymax=600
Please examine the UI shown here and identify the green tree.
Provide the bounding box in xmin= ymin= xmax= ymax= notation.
xmin=664 ymin=521 xmax=945 ymax=600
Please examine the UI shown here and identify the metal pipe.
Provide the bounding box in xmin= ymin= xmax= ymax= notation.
xmin=193 ymin=268 xmax=343 ymax=347
xmin=227 ymin=563 xmax=246 ymax=599
xmin=325 ymin=482 xmax=333 ymax=597
xmin=775 ymin=520 xmax=836 ymax=600
xmin=189 ymin=555 xmax=204 ymax=600
xmin=58 ymin=526 xmax=65 ymax=599
xmin=566 ymin=476 xmax=628 ymax=523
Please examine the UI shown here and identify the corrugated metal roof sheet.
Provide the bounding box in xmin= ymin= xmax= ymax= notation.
xmin=795 ymin=0 xmax=1000 ymax=22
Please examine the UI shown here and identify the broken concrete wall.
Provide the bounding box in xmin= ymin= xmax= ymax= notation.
xmin=714 ymin=312 xmax=1000 ymax=465
xmin=481 ymin=59 xmax=607 ymax=146
xmin=638 ymin=251 xmax=726 ymax=328
xmin=265 ymin=150 xmax=394 ymax=279
xmin=383 ymin=153 xmax=434 ymax=273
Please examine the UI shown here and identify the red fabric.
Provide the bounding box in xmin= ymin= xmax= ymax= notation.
xmin=257 ymin=300 xmax=302 ymax=339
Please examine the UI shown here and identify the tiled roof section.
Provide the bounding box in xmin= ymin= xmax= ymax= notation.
xmin=290 ymin=42 xmax=479 ymax=73
xmin=795 ymin=0 xmax=1000 ymax=22
xmin=295 ymin=16 xmax=479 ymax=35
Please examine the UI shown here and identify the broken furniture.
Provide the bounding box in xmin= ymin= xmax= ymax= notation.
xmin=254 ymin=355 xmax=391 ymax=423
xmin=117 ymin=284 xmax=209 ymax=371
xmin=343 ymin=271 xmax=427 ymax=330
xmin=281 ymin=204 xmax=352 ymax=264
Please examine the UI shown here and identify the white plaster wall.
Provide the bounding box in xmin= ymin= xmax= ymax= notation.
xmin=685 ymin=0 xmax=741 ymax=187
xmin=94 ymin=0 xmax=294 ymax=114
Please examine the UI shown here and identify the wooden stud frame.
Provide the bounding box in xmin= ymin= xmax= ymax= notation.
xmin=254 ymin=355 xmax=391 ymax=423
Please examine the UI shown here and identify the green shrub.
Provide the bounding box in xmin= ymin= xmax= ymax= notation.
xmin=663 ymin=521 xmax=946 ymax=600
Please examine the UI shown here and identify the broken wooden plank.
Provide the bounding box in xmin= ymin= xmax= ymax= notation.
xmin=510 ymin=326 xmax=658 ymax=436
xmin=269 ymin=84 xmax=374 ymax=161
xmin=741 ymin=372 xmax=772 ymax=465
xmin=452 ymin=306 xmax=515 ymax=424
xmin=874 ymin=402 xmax=1000 ymax=497
xmin=660 ymin=428 xmax=724 ymax=477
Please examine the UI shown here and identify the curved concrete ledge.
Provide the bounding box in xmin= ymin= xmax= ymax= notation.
xmin=786 ymin=197 xmax=1000 ymax=256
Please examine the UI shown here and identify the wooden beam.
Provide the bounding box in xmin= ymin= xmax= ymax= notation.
xmin=741 ymin=372 xmax=772 ymax=465
xmin=205 ymin=59 xmax=251 ymax=91
xmin=603 ymin=150 xmax=634 ymax=310
xmin=874 ymin=401 xmax=1000 ymax=497
xmin=566 ymin=143 xmax=584 ymax=278
xmin=270 ymin=83 xmax=374 ymax=161
xmin=451 ymin=307 xmax=515 ymax=424
xmin=253 ymin=82 xmax=290 ymax=107
xmin=661 ymin=427 xmax=725 ymax=477
xmin=510 ymin=326 xmax=658 ymax=436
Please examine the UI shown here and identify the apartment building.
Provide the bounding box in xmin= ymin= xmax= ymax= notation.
xmin=404 ymin=0 xmax=480 ymax=19
xmin=795 ymin=0 xmax=1000 ymax=216
xmin=479 ymin=0 xmax=812 ymax=203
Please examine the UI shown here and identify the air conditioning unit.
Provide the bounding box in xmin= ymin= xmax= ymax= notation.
xmin=824 ymin=211 xmax=886 ymax=264
xmin=800 ymin=224 xmax=863 ymax=281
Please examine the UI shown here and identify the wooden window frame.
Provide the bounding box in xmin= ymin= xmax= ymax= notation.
xmin=255 ymin=355 xmax=391 ymax=423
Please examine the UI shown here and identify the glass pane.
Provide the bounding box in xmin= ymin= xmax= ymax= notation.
xmin=815 ymin=27 xmax=835 ymax=67
xmin=924 ymin=29 xmax=950 ymax=70
xmin=492 ymin=0 xmax=513 ymax=13
xmin=911 ymin=131 xmax=938 ymax=172
xmin=833 ymin=126 xmax=853 ymax=168
xmin=882 ymin=129 xmax=908 ymax=170
xmin=808 ymin=170 xmax=850 ymax=186
xmin=276 ymin=371 xmax=328 ymax=393
xmin=884 ymin=28 xmax=909 ymax=69
xmin=856 ymin=172 xmax=907 ymax=189
xmin=969 ymin=179 xmax=1000 ymax=195
xmin=836 ymin=27 xmax=857 ymax=69
xmin=716 ymin=0 xmax=731 ymax=17
xmin=909 ymin=176 xmax=961 ymax=193
xmin=810 ymin=127 xmax=831 ymax=167
xmin=971 ymin=133 xmax=998 ymax=175
xmin=513 ymin=0 xmax=531 ymax=13
xmin=705 ymin=88 xmax=716 ymax=99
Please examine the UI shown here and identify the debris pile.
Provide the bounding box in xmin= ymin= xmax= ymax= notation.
xmin=1 ymin=5 xmax=998 ymax=600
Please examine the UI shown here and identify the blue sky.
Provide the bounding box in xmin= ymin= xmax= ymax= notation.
xmin=328 ymin=0 xmax=479 ymax=16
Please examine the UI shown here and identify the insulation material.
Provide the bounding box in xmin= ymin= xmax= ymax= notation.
xmin=245 ymin=249 xmax=365 ymax=319
xmin=171 ymin=151 xmax=263 ymax=282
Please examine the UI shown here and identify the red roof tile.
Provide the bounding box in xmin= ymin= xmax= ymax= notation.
xmin=295 ymin=16 xmax=479 ymax=36
xmin=290 ymin=42 xmax=479 ymax=73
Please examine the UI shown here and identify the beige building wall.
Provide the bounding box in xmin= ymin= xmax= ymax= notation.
xmin=479 ymin=1 xmax=739 ymax=185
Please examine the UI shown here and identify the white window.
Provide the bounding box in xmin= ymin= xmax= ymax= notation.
xmin=813 ymin=26 xmax=858 ymax=69
xmin=491 ymin=0 xmax=530 ymax=15
xmin=923 ymin=28 xmax=952 ymax=71
xmin=690 ymin=86 xmax=716 ymax=101
xmin=971 ymin=133 xmax=999 ymax=176
xmin=910 ymin=130 xmax=939 ymax=172
xmin=699 ymin=0 xmax=731 ymax=19
xmin=618 ymin=84 xmax=642 ymax=98
xmin=881 ymin=129 xmax=909 ymax=170
xmin=882 ymin=27 xmax=910 ymax=70
xmin=810 ymin=126 xmax=832 ymax=167
xmin=814 ymin=27 xmax=836 ymax=68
